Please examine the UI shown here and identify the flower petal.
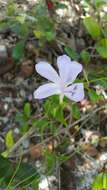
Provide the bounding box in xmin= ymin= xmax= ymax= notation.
xmin=34 ymin=83 xmax=60 ymax=99
xmin=64 ymin=83 xmax=84 ymax=102
xmin=57 ymin=55 xmax=83 ymax=84
xmin=36 ymin=61 xmax=60 ymax=83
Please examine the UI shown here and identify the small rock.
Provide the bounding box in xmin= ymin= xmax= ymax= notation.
xmin=39 ymin=176 xmax=58 ymax=190
xmin=14 ymin=128 xmax=20 ymax=134
xmin=22 ymin=139 xmax=30 ymax=149
xmin=19 ymin=89 xmax=26 ymax=98
xmin=0 ymin=45 xmax=8 ymax=64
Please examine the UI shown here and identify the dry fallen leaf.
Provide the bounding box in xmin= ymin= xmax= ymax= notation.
xmin=99 ymin=139 xmax=107 ymax=148
xmin=20 ymin=60 xmax=34 ymax=78
xmin=81 ymin=144 xmax=99 ymax=157
xmin=29 ymin=144 xmax=43 ymax=159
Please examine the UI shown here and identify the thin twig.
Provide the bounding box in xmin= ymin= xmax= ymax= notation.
xmin=8 ymin=127 xmax=35 ymax=155
xmin=8 ymin=104 xmax=107 ymax=158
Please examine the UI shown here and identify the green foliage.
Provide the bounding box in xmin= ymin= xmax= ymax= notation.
xmin=43 ymin=96 xmax=67 ymax=126
xmin=31 ymin=178 xmax=40 ymax=190
xmin=0 ymin=155 xmax=14 ymax=186
xmin=0 ymin=155 xmax=39 ymax=189
xmin=33 ymin=118 xmax=53 ymax=138
xmin=2 ymin=1 xmax=107 ymax=190
xmin=83 ymin=16 xmax=101 ymax=39
xmin=0 ymin=0 xmax=56 ymax=61
xmin=80 ymin=50 xmax=91 ymax=64
xmin=5 ymin=130 xmax=14 ymax=150
xmin=94 ymin=0 xmax=107 ymax=8
xmin=24 ymin=102 xmax=31 ymax=118
xmin=96 ymin=38 xmax=107 ymax=58
xmin=72 ymin=103 xmax=81 ymax=119
xmin=12 ymin=40 xmax=25 ymax=61
xmin=82 ymin=0 xmax=107 ymax=60
xmin=33 ymin=118 xmax=49 ymax=129
xmin=34 ymin=16 xmax=55 ymax=41
xmin=15 ymin=102 xmax=31 ymax=133
xmin=6 ymin=1 xmax=17 ymax=16
xmin=14 ymin=163 xmax=39 ymax=187
xmin=65 ymin=46 xmax=79 ymax=61
xmin=92 ymin=172 xmax=107 ymax=190
xmin=55 ymin=2 xmax=68 ymax=9
xmin=44 ymin=150 xmax=57 ymax=174
xmin=88 ymin=89 xmax=101 ymax=103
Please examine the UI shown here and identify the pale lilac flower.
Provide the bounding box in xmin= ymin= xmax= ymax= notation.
xmin=34 ymin=55 xmax=84 ymax=102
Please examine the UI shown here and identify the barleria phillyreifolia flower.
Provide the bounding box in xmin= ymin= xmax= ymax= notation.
xmin=34 ymin=55 xmax=84 ymax=103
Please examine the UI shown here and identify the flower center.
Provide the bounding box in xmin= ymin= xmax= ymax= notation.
xmin=59 ymin=80 xmax=66 ymax=93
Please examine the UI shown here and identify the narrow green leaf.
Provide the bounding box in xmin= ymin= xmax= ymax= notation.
xmin=44 ymin=150 xmax=56 ymax=174
xmin=72 ymin=103 xmax=81 ymax=119
xmin=95 ymin=0 xmax=107 ymax=8
xmin=88 ymin=89 xmax=100 ymax=103
xmin=33 ymin=118 xmax=49 ymax=127
xmin=80 ymin=50 xmax=90 ymax=64
xmin=92 ymin=173 xmax=103 ymax=190
xmin=6 ymin=1 xmax=16 ymax=16
xmin=83 ymin=16 xmax=101 ymax=39
xmin=103 ymin=173 xmax=107 ymax=189
xmin=16 ymin=15 xmax=26 ymax=24
xmin=15 ymin=163 xmax=39 ymax=187
xmin=96 ymin=38 xmax=107 ymax=58
xmin=0 ymin=155 xmax=13 ymax=185
xmin=24 ymin=102 xmax=31 ymax=118
xmin=45 ymin=31 xmax=55 ymax=41
xmin=65 ymin=47 xmax=79 ymax=61
xmin=5 ymin=130 xmax=14 ymax=150
xmin=12 ymin=41 xmax=25 ymax=61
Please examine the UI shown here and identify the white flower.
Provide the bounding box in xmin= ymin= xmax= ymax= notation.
xmin=34 ymin=55 xmax=84 ymax=102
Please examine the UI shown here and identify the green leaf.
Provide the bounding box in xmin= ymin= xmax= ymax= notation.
xmin=95 ymin=0 xmax=107 ymax=8
xmin=80 ymin=50 xmax=90 ymax=64
xmin=19 ymin=23 xmax=30 ymax=37
xmin=34 ymin=3 xmax=48 ymax=17
xmin=15 ymin=113 xmax=29 ymax=134
xmin=33 ymin=118 xmax=49 ymax=129
xmin=65 ymin=47 xmax=79 ymax=61
xmin=0 ymin=155 xmax=39 ymax=188
xmin=83 ymin=16 xmax=101 ymax=39
xmin=96 ymin=38 xmax=107 ymax=58
xmin=44 ymin=150 xmax=56 ymax=174
xmin=53 ymin=106 xmax=65 ymax=124
xmin=92 ymin=173 xmax=103 ymax=190
xmin=32 ymin=178 xmax=40 ymax=190
xmin=6 ymin=1 xmax=16 ymax=16
xmin=43 ymin=96 xmax=67 ymax=126
xmin=56 ymin=3 xmax=68 ymax=9
xmin=35 ymin=16 xmax=55 ymax=42
xmin=72 ymin=103 xmax=81 ymax=119
xmin=12 ymin=41 xmax=25 ymax=61
xmin=16 ymin=14 xmax=26 ymax=24
xmin=15 ymin=163 xmax=39 ymax=187
xmin=5 ymin=130 xmax=14 ymax=150
xmin=103 ymin=173 xmax=107 ymax=189
xmin=45 ymin=31 xmax=55 ymax=41
xmin=24 ymin=102 xmax=31 ymax=118
xmin=15 ymin=113 xmax=26 ymax=126
xmin=88 ymin=89 xmax=100 ymax=103
xmin=0 ymin=155 xmax=13 ymax=186
xmin=34 ymin=30 xmax=43 ymax=39
xmin=97 ymin=79 xmax=107 ymax=88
